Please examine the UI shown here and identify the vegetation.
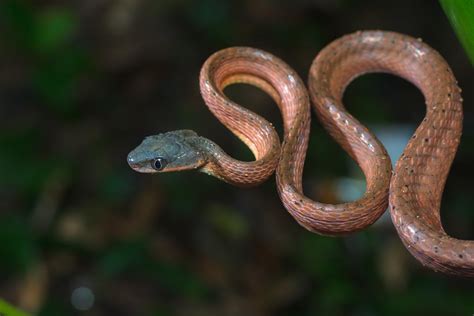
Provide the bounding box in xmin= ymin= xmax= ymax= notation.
xmin=0 ymin=0 xmax=472 ymax=315
xmin=440 ymin=0 xmax=474 ymax=64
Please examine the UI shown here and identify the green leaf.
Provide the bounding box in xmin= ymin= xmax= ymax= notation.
xmin=440 ymin=0 xmax=474 ymax=65
xmin=0 ymin=299 xmax=29 ymax=316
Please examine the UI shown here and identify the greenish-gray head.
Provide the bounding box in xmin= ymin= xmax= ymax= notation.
xmin=127 ymin=130 xmax=207 ymax=173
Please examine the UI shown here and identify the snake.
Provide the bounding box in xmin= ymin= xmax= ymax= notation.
xmin=127 ymin=30 xmax=471 ymax=277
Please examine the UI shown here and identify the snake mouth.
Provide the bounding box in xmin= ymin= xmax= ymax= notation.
xmin=127 ymin=154 xmax=147 ymax=172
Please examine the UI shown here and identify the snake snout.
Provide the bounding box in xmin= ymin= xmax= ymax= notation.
xmin=127 ymin=153 xmax=140 ymax=169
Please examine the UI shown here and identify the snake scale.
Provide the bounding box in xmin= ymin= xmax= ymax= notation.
xmin=128 ymin=30 xmax=472 ymax=277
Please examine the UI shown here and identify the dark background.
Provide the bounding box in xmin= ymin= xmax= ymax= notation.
xmin=0 ymin=0 xmax=473 ymax=315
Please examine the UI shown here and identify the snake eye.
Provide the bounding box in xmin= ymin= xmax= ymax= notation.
xmin=151 ymin=157 xmax=167 ymax=171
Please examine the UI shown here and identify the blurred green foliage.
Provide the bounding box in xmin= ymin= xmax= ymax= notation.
xmin=99 ymin=238 xmax=209 ymax=298
xmin=0 ymin=0 xmax=473 ymax=315
xmin=0 ymin=0 xmax=90 ymax=114
xmin=0 ymin=217 xmax=37 ymax=273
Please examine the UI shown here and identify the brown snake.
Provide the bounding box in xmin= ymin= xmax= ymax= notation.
xmin=128 ymin=30 xmax=471 ymax=276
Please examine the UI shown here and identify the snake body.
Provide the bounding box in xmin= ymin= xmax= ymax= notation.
xmin=128 ymin=30 xmax=471 ymax=276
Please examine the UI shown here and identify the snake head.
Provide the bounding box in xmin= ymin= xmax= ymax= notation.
xmin=127 ymin=130 xmax=208 ymax=173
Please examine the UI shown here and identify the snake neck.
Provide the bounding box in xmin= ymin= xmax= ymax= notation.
xmin=193 ymin=136 xmax=279 ymax=187
xmin=190 ymin=136 xmax=228 ymax=180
